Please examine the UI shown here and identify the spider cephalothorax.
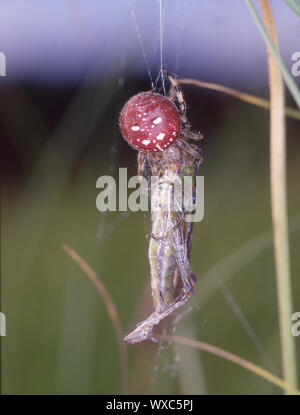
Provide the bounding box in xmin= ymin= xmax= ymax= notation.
xmin=120 ymin=73 xmax=203 ymax=177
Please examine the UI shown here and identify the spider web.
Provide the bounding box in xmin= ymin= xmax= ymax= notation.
xmin=128 ymin=0 xmax=191 ymax=94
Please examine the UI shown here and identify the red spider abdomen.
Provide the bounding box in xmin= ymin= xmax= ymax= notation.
xmin=120 ymin=92 xmax=180 ymax=152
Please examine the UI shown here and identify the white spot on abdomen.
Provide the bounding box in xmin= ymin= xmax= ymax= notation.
xmin=142 ymin=139 xmax=150 ymax=146
xmin=153 ymin=117 xmax=162 ymax=124
xmin=156 ymin=133 xmax=165 ymax=140
xmin=131 ymin=125 xmax=140 ymax=131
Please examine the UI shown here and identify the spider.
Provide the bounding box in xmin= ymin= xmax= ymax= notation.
xmin=120 ymin=70 xmax=204 ymax=178
xmin=120 ymin=73 xmax=204 ymax=343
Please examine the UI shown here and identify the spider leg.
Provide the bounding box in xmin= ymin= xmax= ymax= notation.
xmin=147 ymin=156 xmax=161 ymax=177
xmin=164 ymin=69 xmax=203 ymax=144
xmin=167 ymin=83 xmax=177 ymax=102
xmin=176 ymin=139 xmax=203 ymax=161
xmin=163 ymin=69 xmax=189 ymax=126
xmin=137 ymin=150 xmax=147 ymax=177
xmin=181 ymin=129 xmax=204 ymax=141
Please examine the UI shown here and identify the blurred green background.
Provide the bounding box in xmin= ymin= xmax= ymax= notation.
xmin=2 ymin=77 xmax=300 ymax=394
xmin=1 ymin=0 xmax=300 ymax=395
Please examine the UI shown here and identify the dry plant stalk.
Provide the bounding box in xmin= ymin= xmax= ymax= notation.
xmin=177 ymin=78 xmax=300 ymax=120
xmin=260 ymin=0 xmax=298 ymax=393
xmin=62 ymin=243 xmax=129 ymax=394
xmin=166 ymin=335 xmax=300 ymax=395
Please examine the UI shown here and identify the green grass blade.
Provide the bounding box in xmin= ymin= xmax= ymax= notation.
xmin=245 ymin=0 xmax=300 ymax=109
xmin=283 ymin=0 xmax=300 ymax=17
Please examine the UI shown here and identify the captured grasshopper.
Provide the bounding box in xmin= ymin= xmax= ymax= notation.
xmin=120 ymin=73 xmax=203 ymax=343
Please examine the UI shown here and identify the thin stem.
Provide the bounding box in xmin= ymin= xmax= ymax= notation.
xmin=62 ymin=244 xmax=129 ymax=394
xmin=177 ymin=78 xmax=300 ymax=121
xmin=259 ymin=0 xmax=297 ymax=393
xmin=167 ymin=335 xmax=300 ymax=395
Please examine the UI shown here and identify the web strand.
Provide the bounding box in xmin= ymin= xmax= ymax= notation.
xmin=218 ymin=280 xmax=276 ymax=372
xmin=159 ymin=0 xmax=166 ymax=95
xmin=175 ymin=0 xmax=190 ymax=76
xmin=128 ymin=0 xmax=155 ymax=90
